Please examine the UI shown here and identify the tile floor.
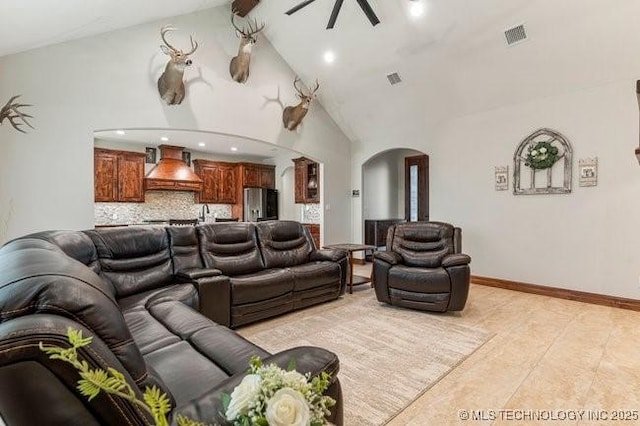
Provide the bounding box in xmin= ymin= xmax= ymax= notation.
xmin=317 ymin=264 xmax=640 ymax=425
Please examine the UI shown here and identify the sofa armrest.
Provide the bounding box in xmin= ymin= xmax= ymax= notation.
xmin=373 ymin=251 xmax=402 ymax=265
xmin=191 ymin=275 xmax=231 ymax=327
xmin=175 ymin=267 xmax=222 ymax=282
xmin=442 ymin=253 xmax=471 ymax=268
xmin=310 ymin=248 xmax=347 ymax=262
xmin=172 ymin=346 xmax=344 ymax=426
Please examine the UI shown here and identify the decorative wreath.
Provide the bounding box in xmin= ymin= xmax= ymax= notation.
xmin=525 ymin=140 xmax=559 ymax=170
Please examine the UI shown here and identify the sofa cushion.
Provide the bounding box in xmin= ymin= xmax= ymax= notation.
xmin=86 ymin=227 xmax=173 ymax=297
xmin=288 ymin=261 xmax=341 ymax=292
xmin=26 ymin=230 xmax=103 ymax=276
xmin=167 ymin=226 xmax=204 ymax=274
xmin=117 ymin=283 xmax=198 ymax=312
xmin=230 ymin=269 xmax=295 ymax=305
xmin=388 ymin=265 xmax=450 ymax=293
xmin=391 ymin=222 xmax=455 ymax=268
xmin=197 ymin=223 xmax=264 ymax=276
xmin=256 ymin=221 xmax=313 ymax=269
xmin=139 ymin=300 xmax=269 ymax=405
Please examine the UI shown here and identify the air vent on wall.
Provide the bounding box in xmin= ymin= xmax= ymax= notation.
xmin=504 ymin=24 xmax=527 ymax=46
xmin=387 ymin=72 xmax=402 ymax=85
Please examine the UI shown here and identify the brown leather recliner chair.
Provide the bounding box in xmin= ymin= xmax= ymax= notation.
xmin=372 ymin=221 xmax=471 ymax=312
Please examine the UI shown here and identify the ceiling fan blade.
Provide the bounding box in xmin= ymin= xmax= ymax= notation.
xmin=326 ymin=0 xmax=344 ymax=29
xmin=355 ymin=0 xmax=380 ymax=26
xmin=285 ymin=0 xmax=317 ymax=15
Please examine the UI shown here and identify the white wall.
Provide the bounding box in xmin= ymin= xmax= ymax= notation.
xmin=0 ymin=5 xmax=351 ymax=245
xmin=352 ymin=79 xmax=640 ymax=299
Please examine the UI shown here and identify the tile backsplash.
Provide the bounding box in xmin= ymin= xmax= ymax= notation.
xmin=301 ymin=203 xmax=321 ymax=224
xmin=95 ymin=191 xmax=232 ymax=225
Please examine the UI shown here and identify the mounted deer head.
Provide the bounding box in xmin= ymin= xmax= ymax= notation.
xmin=0 ymin=95 xmax=34 ymax=133
xmin=229 ymin=12 xmax=265 ymax=83
xmin=157 ymin=25 xmax=198 ymax=105
xmin=283 ymin=77 xmax=320 ymax=131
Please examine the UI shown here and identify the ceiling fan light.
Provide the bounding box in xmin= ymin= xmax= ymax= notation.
xmin=409 ymin=1 xmax=425 ymax=18
xmin=324 ymin=50 xmax=336 ymax=63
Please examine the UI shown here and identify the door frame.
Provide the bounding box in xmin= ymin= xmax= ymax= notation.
xmin=404 ymin=154 xmax=429 ymax=221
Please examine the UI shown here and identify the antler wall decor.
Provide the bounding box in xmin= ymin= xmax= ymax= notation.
xmin=0 ymin=96 xmax=34 ymax=133
xmin=157 ymin=25 xmax=199 ymax=105
xmin=283 ymin=77 xmax=320 ymax=131
xmin=229 ymin=12 xmax=265 ymax=83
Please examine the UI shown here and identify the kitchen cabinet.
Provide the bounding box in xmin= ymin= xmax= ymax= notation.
xmin=94 ymin=148 xmax=145 ymax=203
xmin=194 ymin=160 xmax=237 ymax=204
xmin=239 ymin=163 xmax=275 ymax=189
xmin=293 ymin=157 xmax=319 ymax=204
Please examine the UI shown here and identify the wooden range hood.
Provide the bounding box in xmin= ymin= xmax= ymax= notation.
xmin=145 ymin=145 xmax=203 ymax=192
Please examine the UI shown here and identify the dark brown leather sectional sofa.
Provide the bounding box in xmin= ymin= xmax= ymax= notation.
xmin=0 ymin=220 xmax=347 ymax=426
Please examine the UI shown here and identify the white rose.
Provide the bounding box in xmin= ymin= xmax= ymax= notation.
xmin=265 ymin=388 xmax=311 ymax=426
xmin=225 ymin=374 xmax=261 ymax=421
xmin=531 ymin=150 xmax=538 ymax=156
xmin=539 ymin=147 xmax=547 ymax=154
xmin=283 ymin=371 xmax=308 ymax=387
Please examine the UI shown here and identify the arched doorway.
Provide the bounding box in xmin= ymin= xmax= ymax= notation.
xmin=361 ymin=148 xmax=428 ymax=248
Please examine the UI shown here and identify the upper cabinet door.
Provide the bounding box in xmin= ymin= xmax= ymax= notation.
xmin=94 ymin=150 xmax=118 ymax=202
xmin=260 ymin=166 xmax=275 ymax=189
xmin=243 ymin=164 xmax=260 ymax=187
xmin=94 ymin=148 xmax=145 ymax=203
xmin=118 ymin=153 xmax=145 ymax=202
xmin=218 ymin=164 xmax=237 ymax=203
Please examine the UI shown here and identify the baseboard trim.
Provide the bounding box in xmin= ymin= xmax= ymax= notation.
xmin=471 ymin=275 xmax=640 ymax=312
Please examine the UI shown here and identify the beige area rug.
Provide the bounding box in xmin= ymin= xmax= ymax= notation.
xmin=240 ymin=291 xmax=493 ymax=425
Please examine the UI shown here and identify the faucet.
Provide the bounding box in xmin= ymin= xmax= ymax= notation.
xmin=199 ymin=204 xmax=210 ymax=222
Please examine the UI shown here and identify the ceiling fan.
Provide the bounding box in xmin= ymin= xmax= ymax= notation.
xmin=285 ymin=0 xmax=380 ymax=29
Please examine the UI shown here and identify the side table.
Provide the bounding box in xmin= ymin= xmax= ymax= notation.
xmin=323 ymin=243 xmax=377 ymax=294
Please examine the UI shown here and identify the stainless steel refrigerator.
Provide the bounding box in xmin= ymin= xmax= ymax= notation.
xmin=243 ymin=188 xmax=278 ymax=222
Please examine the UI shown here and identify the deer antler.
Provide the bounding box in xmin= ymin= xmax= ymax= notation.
xmin=160 ymin=25 xmax=179 ymax=52
xmin=310 ymin=79 xmax=320 ymax=95
xmin=231 ymin=12 xmax=245 ymax=35
xmin=0 ymin=95 xmax=34 ymax=133
xmin=247 ymin=18 xmax=266 ymax=36
xmin=293 ymin=76 xmax=306 ymax=97
xmin=160 ymin=25 xmax=198 ymax=55
xmin=231 ymin=12 xmax=265 ymax=37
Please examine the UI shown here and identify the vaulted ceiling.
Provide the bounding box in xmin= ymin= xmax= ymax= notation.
xmin=3 ymin=0 xmax=640 ymax=150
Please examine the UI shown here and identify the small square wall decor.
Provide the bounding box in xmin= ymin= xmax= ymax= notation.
xmin=579 ymin=158 xmax=597 ymax=187
xmin=145 ymin=147 xmax=156 ymax=164
xmin=495 ymin=166 xmax=508 ymax=191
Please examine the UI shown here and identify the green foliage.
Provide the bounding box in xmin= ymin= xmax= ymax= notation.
xmin=144 ymin=386 xmax=173 ymax=426
xmin=525 ymin=140 xmax=560 ymax=170
xmin=40 ymin=327 xmax=211 ymax=426
xmin=176 ymin=414 xmax=207 ymax=426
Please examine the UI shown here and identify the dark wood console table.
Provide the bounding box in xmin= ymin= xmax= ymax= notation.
xmin=323 ymin=243 xmax=377 ymax=294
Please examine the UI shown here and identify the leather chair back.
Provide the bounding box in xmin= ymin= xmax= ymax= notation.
xmin=197 ymin=223 xmax=265 ymax=276
xmin=389 ymin=222 xmax=455 ymax=268
xmin=0 ymin=242 xmax=153 ymax=392
xmin=85 ymin=227 xmax=173 ymax=298
xmin=22 ymin=230 xmax=103 ymax=276
xmin=256 ymin=221 xmax=313 ymax=269
xmin=167 ymin=226 xmax=203 ymax=274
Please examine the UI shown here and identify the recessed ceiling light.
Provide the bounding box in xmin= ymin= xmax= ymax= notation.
xmin=198 ymin=142 xmax=206 ymax=147
xmin=160 ymin=136 xmax=169 ymax=142
xmin=115 ymin=130 xmax=125 ymax=135
xmin=323 ymin=50 xmax=336 ymax=64
xmin=230 ymin=147 xmax=238 ymax=152
xmin=409 ymin=1 xmax=425 ymax=18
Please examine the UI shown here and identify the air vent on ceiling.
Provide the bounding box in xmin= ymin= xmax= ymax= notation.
xmin=504 ymin=24 xmax=527 ymax=46
xmin=387 ymin=72 xmax=402 ymax=85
